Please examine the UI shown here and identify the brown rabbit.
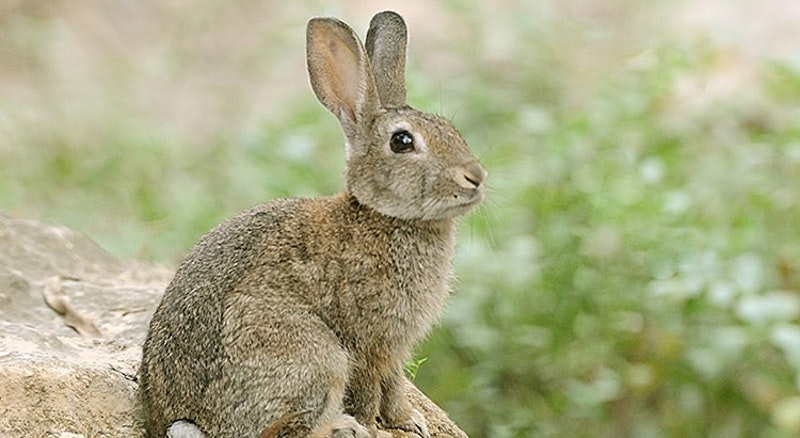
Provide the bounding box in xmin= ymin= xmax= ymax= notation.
xmin=139 ymin=10 xmax=486 ymax=438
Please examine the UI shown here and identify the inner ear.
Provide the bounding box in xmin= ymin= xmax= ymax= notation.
xmin=320 ymin=36 xmax=361 ymax=122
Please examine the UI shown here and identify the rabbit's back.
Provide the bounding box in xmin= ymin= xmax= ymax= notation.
xmin=139 ymin=197 xmax=310 ymax=435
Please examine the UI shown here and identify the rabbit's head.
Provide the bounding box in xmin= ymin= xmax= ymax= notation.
xmin=307 ymin=11 xmax=486 ymax=221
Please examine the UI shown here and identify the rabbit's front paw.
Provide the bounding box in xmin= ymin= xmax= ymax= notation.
xmin=381 ymin=408 xmax=429 ymax=438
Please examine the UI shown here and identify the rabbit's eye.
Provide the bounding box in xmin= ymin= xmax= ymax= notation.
xmin=390 ymin=130 xmax=415 ymax=153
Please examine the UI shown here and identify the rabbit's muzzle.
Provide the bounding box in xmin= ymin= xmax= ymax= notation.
xmin=445 ymin=160 xmax=487 ymax=215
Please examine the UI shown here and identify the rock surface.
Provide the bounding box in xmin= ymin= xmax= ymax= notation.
xmin=0 ymin=216 xmax=466 ymax=438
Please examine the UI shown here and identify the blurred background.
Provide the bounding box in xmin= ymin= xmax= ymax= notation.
xmin=2 ymin=0 xmax=800 ymax=436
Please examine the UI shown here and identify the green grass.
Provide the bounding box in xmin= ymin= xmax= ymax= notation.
xmin=2 ymin=2 xmax=800 ymax=437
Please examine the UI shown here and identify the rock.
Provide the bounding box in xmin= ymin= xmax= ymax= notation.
xmin=0 ymin=216 xmax=171 ymax=437
xmin=0 ymin=216 xmax=467 ymax=438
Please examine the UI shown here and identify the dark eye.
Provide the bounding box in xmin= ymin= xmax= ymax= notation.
xmin=390 ymin=130 xmax=415 ymax=153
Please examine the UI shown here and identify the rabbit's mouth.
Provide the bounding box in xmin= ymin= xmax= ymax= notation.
xmin=413 ymin=190 xmax=483 ymax=220
xmin=441 ymin=189 xmax=485 ymax=216
xmin=462 ymin=191 xmax=485 ymax=207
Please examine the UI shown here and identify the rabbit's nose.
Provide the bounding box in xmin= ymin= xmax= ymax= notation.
xmin=463 ymin=162 xmax=487 ymax=188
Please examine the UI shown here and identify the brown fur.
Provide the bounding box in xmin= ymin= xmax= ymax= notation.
xmin=139 ymin=11 xmax=485 ymax=438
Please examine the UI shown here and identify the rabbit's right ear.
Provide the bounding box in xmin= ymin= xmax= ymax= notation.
xmin=307 ymin=17 xmax=379 ymax=154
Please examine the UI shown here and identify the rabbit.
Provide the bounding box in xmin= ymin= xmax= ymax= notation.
xmin=139 ymin=10 xmax=486 ymax=438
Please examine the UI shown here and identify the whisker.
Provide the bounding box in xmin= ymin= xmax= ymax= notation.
xmin=478 ymin=143 xmax=499 ymax=162
xmin=449 ymin=102 xmax=466 ymax=124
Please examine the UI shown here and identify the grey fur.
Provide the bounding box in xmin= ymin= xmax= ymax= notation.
xmin=139 ymin=11 xmax=486 ymax=438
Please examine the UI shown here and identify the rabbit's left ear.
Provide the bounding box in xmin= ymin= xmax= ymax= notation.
xmin=365 ymin=11 xmax=408 ymax=108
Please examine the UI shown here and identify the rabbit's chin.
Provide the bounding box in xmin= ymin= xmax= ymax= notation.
xmin=372 ymin=191 xmax=485 ymax=222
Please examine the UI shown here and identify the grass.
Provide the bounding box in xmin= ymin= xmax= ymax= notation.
xmin=2 ymin=1 xmax=800 ymax=436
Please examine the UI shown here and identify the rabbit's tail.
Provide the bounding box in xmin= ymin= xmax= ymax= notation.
xmin=166 ymin=420 xmax=206 ymax=438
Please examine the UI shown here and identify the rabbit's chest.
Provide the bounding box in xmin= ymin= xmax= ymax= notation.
xmin=336 ymin=234 xmax=454 ymax=346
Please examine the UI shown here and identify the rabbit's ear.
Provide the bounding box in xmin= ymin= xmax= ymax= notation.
xmin=307 ymin=17 xmax=379 ymax=149
xmin=365 ymin=11 xmax=408 ymax=108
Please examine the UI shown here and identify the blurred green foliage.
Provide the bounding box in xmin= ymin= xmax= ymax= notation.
xmin=2 ymin=1 xmax=800 ymax=437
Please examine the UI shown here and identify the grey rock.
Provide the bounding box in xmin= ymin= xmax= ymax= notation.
xmin=0 ymin=216 xmax=170 ymax=438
